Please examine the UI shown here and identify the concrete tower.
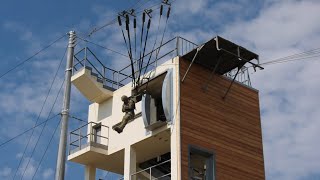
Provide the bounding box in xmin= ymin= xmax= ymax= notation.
xmin=68 ymin=36 xmax=265 ymax=180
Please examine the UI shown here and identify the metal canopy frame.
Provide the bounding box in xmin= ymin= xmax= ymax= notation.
xmin=181 ymin=36 xmax=264 ymax=99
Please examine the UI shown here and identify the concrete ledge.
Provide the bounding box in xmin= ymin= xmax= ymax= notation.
xmin=71 ymin=68 xmax=114 ymax=103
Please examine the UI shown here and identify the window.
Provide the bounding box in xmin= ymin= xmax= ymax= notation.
xmin=188 ymin=145 xmax=215 ymax=180
xmin=92 ymin=124 xmax=102 ymax=144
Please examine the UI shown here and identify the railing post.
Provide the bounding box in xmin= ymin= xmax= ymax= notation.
xmin=117 ymin=71 xmax=120 ymax=89
xmin=149 ymin=167 xmax=152 ymax=180
xmin=79 ymin=129 xmax=81 ymax=150
xmin=90 ymin=122 xmax=92 ymax=142
xmin=84 ymin=47 xmax=87 ymax=67
xmin=103 ymin=66 xmax=106 ymax=86
xmin=112 ymin=71 xmax=115 ymax=88
xmin=176 ymin=36 xmax=179 ymax=56
xmin=107 ymin=126 xmax=110 ymax=146
xmin=68 ymin=133 xmax=71 ymax=155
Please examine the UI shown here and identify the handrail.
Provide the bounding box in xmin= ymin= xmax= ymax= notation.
xmin=117 ymin=37 xmax=180 ymax=84
xmin=131 ymin=159 xmax=171 ymax=176
xmin=74 ymin=47 xmax=85 ymax=56
xmin=86 ymin=47 xmax=106 ymax=69
xmin=153 ymin=173 xmax=171 ymax=180
xmin=73 ymin=36 xmax=198 ymax=90
xmin=118 ymin=37 xmax=177 ymax=72
xmin=179 ymin=36 xmax=198 ymax=46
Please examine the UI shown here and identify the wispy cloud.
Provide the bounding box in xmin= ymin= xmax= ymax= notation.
xmin=42 ymin=168 xmax=54 ymax=179
xmin=0 ymin=167 xmax=11 ymax=179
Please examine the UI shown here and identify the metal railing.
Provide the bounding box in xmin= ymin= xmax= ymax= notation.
xmin=115 ymin=36 xmax=198 ymax=87
xmin=224 ymin=66 xmax=251 ymax=87
xmin=69 ymin=122 xmax=109 ymax=155
xmin=131 ymin=159 xmax=171 ymax=180
xmin=73 ymin=37 xmax=198 ymax=90
xmin=73 ymin=36 xmax=252 ymax=89
xmin=73 ymin=47 xmax=130 ymax=89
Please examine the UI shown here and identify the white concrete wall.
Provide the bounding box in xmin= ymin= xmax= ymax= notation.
xmin=87 ymin=58 xmax=179 ymax=154
xmin=84 ymin=57 xmax=181 ymax=178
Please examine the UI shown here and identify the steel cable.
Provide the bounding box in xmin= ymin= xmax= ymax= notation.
xmin=21 ymin=78 xmax=65 ymax=180
xmin=12 ymin=45 xmax=67 ymax=180
xmin=0 ymin=34 xmax=66 ymax=80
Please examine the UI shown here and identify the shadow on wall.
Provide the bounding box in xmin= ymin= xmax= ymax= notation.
xmin=98 ymin=98 xmax=113 ymax=120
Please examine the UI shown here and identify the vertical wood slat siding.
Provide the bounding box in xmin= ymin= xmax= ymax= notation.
xmin=180 ymin=58 xmax=265 ymax=180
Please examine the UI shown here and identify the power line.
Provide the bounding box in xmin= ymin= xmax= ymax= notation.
xmin=21 ymin=78 xmax=65 ymax=180
xmin=31 ymin=116 xmax=62 ymax=180
xmin=87 ymin=0 xmax=147 ymax=37
xmin=262 ymin=55 xmax=320 ymax=66
xmin=12 ymin=45 xmax=67 ymax=180
xmin=87 ymin=0 xmax=162 ymax=38
xmin=260 ymin=48 xmax=320 ymax=66
xmin=88 ymin=19 xmax=118 ymax=37
xmin=0 ymin=34 xmax=66 ymax=80
xmin=77 ymin=36 xmax=130 ymax=58
xmin=0 ymin=113 xmax=60 ymax=148
xmin=69 ymin=115 xmax=87 ymax=123
xmin=131 ymin=0 xmax=148 ymax=10
xmin=244 ymin=48 xmax=320 ymax=69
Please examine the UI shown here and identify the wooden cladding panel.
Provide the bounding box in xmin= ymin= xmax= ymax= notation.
xmin=180 ymin=58 xmax=265 ymax=180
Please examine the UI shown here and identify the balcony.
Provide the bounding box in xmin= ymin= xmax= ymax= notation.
xmin=71 ymin=47 xmax=130 ymax=103
xmin=68 ymin=122 xmax=125 ymax=174
xmin=69 ymin=122 xmax=109 ymax=155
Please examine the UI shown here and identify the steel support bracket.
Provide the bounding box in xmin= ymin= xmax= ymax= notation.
xmin=181 ymin=45 xmax=204 ymax=83
xmin=202 ymin=54 xmax=223 ymax=92
xmin=222 ymin=63 xmax=245 ymax=100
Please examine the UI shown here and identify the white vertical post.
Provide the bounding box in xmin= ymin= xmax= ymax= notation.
xmin=124 ymin=146 xmax=136 ymax=180
xmin=85 ymin=165 xmax=96 ymax=180
xmin=171 ymin=57 xmax=181 ymax=180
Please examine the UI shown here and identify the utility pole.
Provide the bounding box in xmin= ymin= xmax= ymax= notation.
xmin=55 ymin=31 xmax=76 ymax=180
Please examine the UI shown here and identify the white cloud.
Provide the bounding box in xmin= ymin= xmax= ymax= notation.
xmin=0 ymin=167 xmax=11 ymax=177
xmin=174 ymin=0 xmax=208 ymax=14
xmin=218 ymin=0 xmax=320 ymax=179
xmin=223 ymin=0 xmax=320 ymax=55
xmin=17 ymin=157 xmax=37 ymax=180
xmin=3 ymin=22 xmax=34 ymax=41
xmin=16 ymin=153 xmax=23 ymax=159
xmin=42 ymin=168 xmax=54 ymax=179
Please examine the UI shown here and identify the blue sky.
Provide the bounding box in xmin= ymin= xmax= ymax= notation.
xmin=1 ymin=0 xmax=320 ymax=180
